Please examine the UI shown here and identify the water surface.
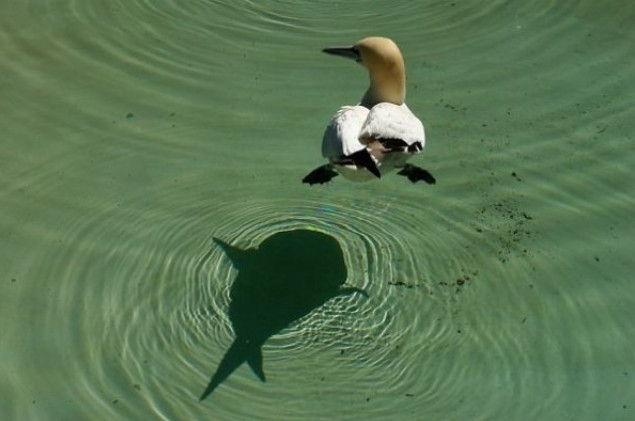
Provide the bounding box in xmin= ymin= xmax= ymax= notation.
xmin=2 ymin=1 xmax=634 ymax=420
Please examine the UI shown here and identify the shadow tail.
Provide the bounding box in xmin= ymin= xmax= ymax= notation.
xmin=199 ymin=337 xmax=265 ymax=401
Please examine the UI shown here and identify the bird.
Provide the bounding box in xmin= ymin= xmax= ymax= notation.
xmin=302 ymin=36 xmax=436 ymax=186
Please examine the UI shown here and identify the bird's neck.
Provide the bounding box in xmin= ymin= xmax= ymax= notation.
xmin=361 ymin=63 xmax=406 ymax=108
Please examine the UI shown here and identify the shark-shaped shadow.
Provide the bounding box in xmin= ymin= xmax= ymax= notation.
xmin=200 ymin=229 xmax=367 ymax=400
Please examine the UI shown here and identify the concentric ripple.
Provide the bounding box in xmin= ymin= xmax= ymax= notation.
xmin=25 ymin=172 xmax=491 ymax=418
xmin=3 ymin=0 xmax=635 ymax=419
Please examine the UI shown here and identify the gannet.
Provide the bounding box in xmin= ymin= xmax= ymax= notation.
xmin=302 ymin=36 xmax=436 ymax=185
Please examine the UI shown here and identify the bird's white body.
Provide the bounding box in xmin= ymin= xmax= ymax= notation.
xmin=302 ymin=36 xmax=435 ymax=186
xmin=322 ymin=102 xmax=425 ymax=181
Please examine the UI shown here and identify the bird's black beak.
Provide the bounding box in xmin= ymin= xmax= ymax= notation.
xmin=322 ymin=46 xmax=361 ymax=63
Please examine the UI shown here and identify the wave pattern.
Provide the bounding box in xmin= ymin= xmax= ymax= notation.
xmin=3 ymin=0 xmax=635 ymax=419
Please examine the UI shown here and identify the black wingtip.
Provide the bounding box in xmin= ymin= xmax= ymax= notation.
xmin=350 ymin=149 xmax=381 ymax=178
xmin=302 ymin=165 xmax=339 ymax=185
xmin=397 ymin=164 xmax=436 ymax=184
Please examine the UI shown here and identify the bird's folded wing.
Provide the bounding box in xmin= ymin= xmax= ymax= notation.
xmin=322 ymin=105 xmax=370 ymax=158
xmin=358 ymin=103 xmax=425 ymax=147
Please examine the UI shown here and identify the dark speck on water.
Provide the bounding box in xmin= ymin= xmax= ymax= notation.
xmin=389 ymin=280 xmax=417 ymax=289
xmin=126 ymin=113 xmax=134 ymax=119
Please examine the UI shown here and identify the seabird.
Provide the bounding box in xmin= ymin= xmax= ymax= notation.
xmin=302 ymin=36 xmax=436 ymax=185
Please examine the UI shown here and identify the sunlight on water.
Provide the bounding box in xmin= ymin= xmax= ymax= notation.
xmin=1 ymin=0 xmax=635 ymax=420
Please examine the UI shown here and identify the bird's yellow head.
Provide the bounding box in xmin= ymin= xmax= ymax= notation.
xmin=323 ymin=36 xmax=406 ymax=107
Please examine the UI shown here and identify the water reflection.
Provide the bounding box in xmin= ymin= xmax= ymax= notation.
xmin=200 ymin=229 xmax=368 ymax=400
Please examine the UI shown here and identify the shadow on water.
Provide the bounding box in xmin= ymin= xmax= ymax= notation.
xmin=200 ymin=229 xmax=368 ymax=401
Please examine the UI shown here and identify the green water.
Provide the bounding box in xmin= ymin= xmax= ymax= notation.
xmin=2 ymin=1 xmax=634 ymax=420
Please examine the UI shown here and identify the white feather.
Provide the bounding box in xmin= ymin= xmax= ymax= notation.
xmin=321 ymin=105 xmax=369 ymax=158
xmin=321 ymin=103 xmax=425 ymax=162
xmin=358 ymin=103 xmax=425 ymax=147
